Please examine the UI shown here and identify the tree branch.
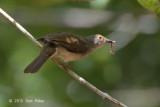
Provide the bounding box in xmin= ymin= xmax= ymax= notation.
xmin=0 ymin=8 xmax=128 ymax=107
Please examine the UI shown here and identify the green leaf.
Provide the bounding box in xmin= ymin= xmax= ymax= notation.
xmin=137 ymin=0 xmax=158 ymax=10
xmin=138 ymin=0 xmax=160 ymax=17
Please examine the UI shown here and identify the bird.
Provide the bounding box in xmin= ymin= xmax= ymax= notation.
xmin=24 ymin=32 xmax=115 ymax=73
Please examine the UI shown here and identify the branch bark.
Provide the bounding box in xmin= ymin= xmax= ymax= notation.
xmin=0 ymin=8 xmax=128 ymax=107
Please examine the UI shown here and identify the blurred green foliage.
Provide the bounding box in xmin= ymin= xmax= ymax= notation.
xmin=0 ymin=0 xmax=160 ymax=107
xmin=138 ymin=0 xmax=160 ymax=17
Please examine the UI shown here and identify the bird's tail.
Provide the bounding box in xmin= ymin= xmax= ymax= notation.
xmin=24 ymin=44 xmax=56 ymax=73
xmin=24 ymin=55 xmax=49 ymax=73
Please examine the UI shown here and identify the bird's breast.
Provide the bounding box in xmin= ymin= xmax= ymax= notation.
xmin=55 ymin=46 xmax=89 ymax=62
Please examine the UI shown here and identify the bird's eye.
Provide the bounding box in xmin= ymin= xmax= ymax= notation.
xmin=98 ymin=35 xmax=103 ymax=40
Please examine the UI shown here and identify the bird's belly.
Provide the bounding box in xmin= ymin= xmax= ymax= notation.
xmin=57 ymin=47 xmax=86 ymax=62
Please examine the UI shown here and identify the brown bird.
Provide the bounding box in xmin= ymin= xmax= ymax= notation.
xmin=24 ymin=32 xmax=115 ymax=73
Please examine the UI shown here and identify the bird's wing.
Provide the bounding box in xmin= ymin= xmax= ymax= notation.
xmin=41 ymin=32 xmax=89 ymax=53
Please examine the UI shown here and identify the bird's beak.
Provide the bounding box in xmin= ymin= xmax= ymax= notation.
xmin=104 ymin=38 xmax=116 ymax=44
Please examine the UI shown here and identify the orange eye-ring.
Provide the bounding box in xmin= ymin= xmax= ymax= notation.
xmin=98 ymin=35 xmax=102 ymax=40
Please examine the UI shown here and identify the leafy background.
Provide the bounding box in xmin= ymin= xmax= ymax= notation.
xmin=0 ymin=0 xmax=160 ymax=107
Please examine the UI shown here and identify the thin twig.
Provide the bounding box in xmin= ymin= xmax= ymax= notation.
xmin=0 ymin=8 xmax=128 ymax=107
xmin=0 ymin=8 xmax=42 ymax=48
xmin=65 ymin=69 xmax=127 ymax=107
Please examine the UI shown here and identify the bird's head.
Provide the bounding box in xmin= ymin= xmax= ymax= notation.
xmin=87 ymin=34 xmax=115 ymax=49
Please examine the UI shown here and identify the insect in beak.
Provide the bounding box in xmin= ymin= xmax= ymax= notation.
xmin=105 ymin=39 xmax=116 ymax=54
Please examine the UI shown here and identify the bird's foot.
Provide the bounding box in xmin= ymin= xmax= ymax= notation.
xmin=52 ymin=58 xmax=71 ymax=71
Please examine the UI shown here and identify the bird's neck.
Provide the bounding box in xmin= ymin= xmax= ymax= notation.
xmin=86 ymin=37 xmax=102 ymax=50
